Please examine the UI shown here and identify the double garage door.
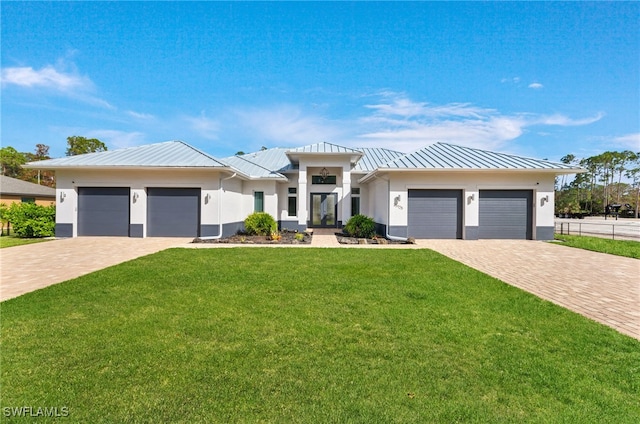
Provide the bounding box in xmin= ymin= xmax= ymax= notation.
xmin=77 ymin=187 xmax=200 ymax=237
xmin=407 ymin=189 xmax=532 ymax=239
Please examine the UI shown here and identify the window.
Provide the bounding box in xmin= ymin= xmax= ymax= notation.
xmin=311 ymin=175 xmax=337 ymax=185
xmin=351 ymin=187 xmax=360 ymax=216
xmin=288 ymin=188 xmax=297 ymax=216
xmin=254 ymin=191 xmax=264 ymax=212
xmin=21 ymin=197 xmax=35 ymax=203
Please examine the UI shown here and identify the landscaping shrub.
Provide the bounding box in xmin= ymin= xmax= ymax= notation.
xmin=344 ymin=214 xmax=376 ymax=238
xmin=7 ymin=202 xmax=55 ymax=238
xmin=244 ymin=212 xmax=277 ymax=236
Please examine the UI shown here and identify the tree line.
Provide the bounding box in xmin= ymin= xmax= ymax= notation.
xmin=556 ymin=150 xmax=640 ymax=217
xmin=0 ymin=136 xmax=107 ymax=187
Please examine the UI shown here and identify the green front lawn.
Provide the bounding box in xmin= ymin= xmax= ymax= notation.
xmin=2 ymin=249 xmax=638 ymax=422
xmin=0 ymin=235 xmax=52 ymax=249
xmin=554 ymin=234 xmax=640 ymax=259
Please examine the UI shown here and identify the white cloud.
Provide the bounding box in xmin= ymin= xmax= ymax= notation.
xmin=234 ymin=105 xmax=345 ymax=146
xmin=184 ymin=112 xmax=220 ymax=140
xmin=127 ymin=110 xmax=155 ymax=120
xmin=528 ymin=82 xmax=544 ymax=89
xmin=501 ymin=77 xmax=520 ymax=84
xmin=611 ymin=133 xmax=640 ymax=150
xmin=352 ymin=93 xmax=605 ymax=152
xmin=1 ymin=61 xmax=115 ymax=109
xmin=0 ymin=65 xmax=91 ymax=90
xmin=537 ymin=112 xmax=604 ymax=126
xmin=86 ymin=130 xmax=146 ymax=150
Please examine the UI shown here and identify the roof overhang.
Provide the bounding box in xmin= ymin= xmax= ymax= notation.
xmin=285 ymin=150 xmax=364 ymax=165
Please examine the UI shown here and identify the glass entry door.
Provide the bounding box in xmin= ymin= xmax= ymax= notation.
xmin=310 ymin=193 xmax=338 ymax=227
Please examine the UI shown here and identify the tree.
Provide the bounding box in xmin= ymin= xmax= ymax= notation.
xmin=66 ymin=136 xmax=107 ymax=156
xmin=0 ymin=146 xmax=26 ymax=178
xmin=23 ymin=144 xmax=55 ymax=187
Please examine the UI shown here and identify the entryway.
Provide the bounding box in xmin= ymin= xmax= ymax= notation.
xmin=310 ymin=193 xmax=338 ymax=227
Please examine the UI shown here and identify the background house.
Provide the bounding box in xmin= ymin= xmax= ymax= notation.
xmin=0 ymin=175 xmax=56 ymax=206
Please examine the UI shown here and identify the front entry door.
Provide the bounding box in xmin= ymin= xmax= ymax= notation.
xmin=311 ymin=193 xmax=338 ymax=227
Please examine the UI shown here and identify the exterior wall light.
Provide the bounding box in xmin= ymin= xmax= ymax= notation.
xmin=59 ymin=191 xmax=66 ymax=202
xmin=132 ymin=192 xmax=139 ymax=203
xmin=541 ymin=195 xmax=549 ymax=206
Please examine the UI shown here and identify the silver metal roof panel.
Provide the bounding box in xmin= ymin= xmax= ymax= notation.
xmin=287 ymin=142 xmax=363 ymax=155
xmin=381 ymin=142 xmax=584 ymax=170
xmin=223 ymin=155 xmax=287 ymax=179
xmin=353 ymin=147 xmax=405 ymax=172
xmin=25 ymin=141 xmax=229 ymax=169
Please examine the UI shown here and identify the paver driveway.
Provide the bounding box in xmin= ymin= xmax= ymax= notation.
xmin=0 ymin=237 xmax=190 ymax=301
xmin=420 ymin=239 xmax=640 ymax=340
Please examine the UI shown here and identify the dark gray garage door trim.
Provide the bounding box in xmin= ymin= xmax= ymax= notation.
xmin=408 ymin=189 xmax=463 ymax=239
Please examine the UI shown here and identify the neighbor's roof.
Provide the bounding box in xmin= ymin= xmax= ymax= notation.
xmin=24 ymin=141 xmax=230 ymax=169
xmin=380 ymin=143 xmax=584 ymax=171
xmin=0 ymin=175 xmax=56 ymax=197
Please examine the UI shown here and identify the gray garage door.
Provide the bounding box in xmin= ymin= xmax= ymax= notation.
xmin=78 ymin=187 xmax=130 ymax=236
xmin=408 ymin=189 xmax=462 ymax=239
xmin=147 ymin=188 xmax=200 ymax=237
xmin=479 ymin=190 xmax=532 ymax=239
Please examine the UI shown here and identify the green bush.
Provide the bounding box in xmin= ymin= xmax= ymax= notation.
xmin=7 ymin=202 xmax=56 ymax=238
xmin=244 ymin=212 xmax=277 ymax=236
xmin=344 ymin=214 xmax=376 ymax=239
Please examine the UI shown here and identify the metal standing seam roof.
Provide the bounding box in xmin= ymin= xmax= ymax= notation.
xmin=380 ymin=142 xmax=584 ymax=171
xmin=0 ymin=175 xmax=56 ymax=197
xmin=352 ymin=147 xmax=406 ymax=172
xmin=286 ymin=142 xmax=364 ymax=155
xmin=230 ymin=148 xmax=294 ymax=173
xmin=24 ymin=141 xmax=230 ymax=168
xmin=222 ymin=155 xmax=287 ymax=179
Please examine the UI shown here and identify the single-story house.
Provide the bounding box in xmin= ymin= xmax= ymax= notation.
xmin=0 ymin=175 xmax=56 ymax=206
xmin=25 ymin=141 xmax=582 ymax=240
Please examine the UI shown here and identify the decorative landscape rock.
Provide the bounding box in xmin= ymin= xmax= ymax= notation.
xmin=192 ymin=230 xmax=312 ymax=245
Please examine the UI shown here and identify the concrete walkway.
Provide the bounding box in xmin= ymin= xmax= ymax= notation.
xmin=0 ymin=237 xmax=189 ymax=301
xmin=2 ymin=234 xmax=638 ymax=340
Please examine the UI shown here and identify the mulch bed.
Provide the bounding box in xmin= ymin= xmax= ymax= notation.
xmin=335 ymin=233 xmax=416 ymax=245
xmin=192 ymin=229 xmax=312 ymax=245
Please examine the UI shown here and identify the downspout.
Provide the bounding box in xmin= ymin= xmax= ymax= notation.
xmin=198 ymin=172 xmax=237 ymax=240
xmin=373 ymin=174 xmax=408 ymax=242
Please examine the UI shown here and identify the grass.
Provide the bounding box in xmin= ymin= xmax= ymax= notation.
xmin=1 ymin=248 xmax=638 ymax=423
xmin=554 ymin=233 xmax=640 ymax=259
xmin=0 ymin=235 xmax=52 ymax=249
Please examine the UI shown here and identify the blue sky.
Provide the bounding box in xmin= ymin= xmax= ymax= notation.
xmin=2 ymin=1 xmax=638 ymax=162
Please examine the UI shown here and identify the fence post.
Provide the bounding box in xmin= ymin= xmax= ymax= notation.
xmin=612 ymin=224 xmax=615 ymax=240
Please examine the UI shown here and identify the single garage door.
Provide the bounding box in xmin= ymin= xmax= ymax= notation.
xmin=147 ymin=188 xmax=200 ymax=237
xmin=408 ymin=189 xmax=462 ymax=239
xmin=78 ymin=187 xmax=130 ymax=236
xmin=479 ymin=190 xmax=532 ymax=239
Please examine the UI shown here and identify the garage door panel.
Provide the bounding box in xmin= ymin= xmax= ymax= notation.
xmin=479 ymin=190 xmax=532 ymax=239
xmin=78 ymin=187 xmax=130 ymax=236
xmin=147 ymin=188 xmax=200 ymax=237
xmin=408 ymin=190 xmax=462 ymax=239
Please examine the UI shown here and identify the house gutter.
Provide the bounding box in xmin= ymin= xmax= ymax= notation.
xmin=198 ymin=172 xmax=237 ymax=240
xmin=373 ymin=174 xmax=408 ymax=242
